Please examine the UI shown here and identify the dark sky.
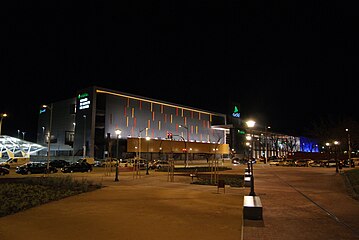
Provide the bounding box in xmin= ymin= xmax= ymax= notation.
xmin=1 ymin=2 xmax=358 ymax=142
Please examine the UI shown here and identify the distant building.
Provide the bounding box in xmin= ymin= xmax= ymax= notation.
xmin=36 ymin=86 xmax=316 ymax=162
xmin=37 ymin=86 xmax=230 ymax=162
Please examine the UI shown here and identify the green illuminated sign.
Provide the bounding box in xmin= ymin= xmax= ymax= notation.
xmin=232 ymin=105 xmax=240 ymax=118
xmin=78 ymin=93 xmax=89 ymax=99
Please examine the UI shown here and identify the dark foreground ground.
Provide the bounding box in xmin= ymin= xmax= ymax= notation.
xmin=0 ymin=164 xmax=358 ymax=240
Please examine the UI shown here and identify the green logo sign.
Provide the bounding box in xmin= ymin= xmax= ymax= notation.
xmin=232 ymin=105 xmax=240 ymax=118
xmin=78 ymin=93 xmax=89 ymax=99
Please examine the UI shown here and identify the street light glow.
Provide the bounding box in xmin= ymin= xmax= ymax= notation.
xmin=246 ymin=120 xmax=256 ymax=128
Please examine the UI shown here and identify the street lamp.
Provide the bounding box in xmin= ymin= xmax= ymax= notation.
xmin=83 ymin=115 xmax=87 ymax=158
xmin=346 ymin=129 xmax=352 ymax=167
xmin=22 ymin=132 xmax=26 ymax=140
xmin=114 ymin=129 xmax=122 ymax=182
xmin=145 ymin=136 xmax=150 ymax=175
xmin=42 ymin=104 xmax=53 ymax=173
xmin=334 ymin=141 xmax=340 ymax=173
xmin=0 ymin=113 xmax=8 ymax=135
xmin=115 ymin=129 xmax=122 ymax=159
xmin=179 ymin=125 xmax=189 ymax=167
xmin=264 ymin=126 xmax=271 ymax=164
xmin=246 ymin=120 xmax=256 ymax=196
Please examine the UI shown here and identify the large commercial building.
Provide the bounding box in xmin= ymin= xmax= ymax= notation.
xmin=37 ymin=86 xmax=230 ymax=162
xmin=36 ymin=86 xmax=317 ymax=163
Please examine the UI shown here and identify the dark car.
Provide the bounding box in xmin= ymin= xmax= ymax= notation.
xmin=150 ymin=160 xmax=169 ymax=170
xmin=0 ymin=166 xmax=10 ymax=175
xmin=61 ymin=162 xmax=93 ymax=173
xmin=49 ymin=160 xmax=70 ymax=168
xmin=15 ymin=162 xmax=58 ymax=175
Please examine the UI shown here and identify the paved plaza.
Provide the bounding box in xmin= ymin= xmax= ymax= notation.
xmin=0 ymin=164 xmax=358 ymax=240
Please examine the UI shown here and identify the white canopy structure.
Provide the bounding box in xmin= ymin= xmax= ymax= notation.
xmin=0 ymin=135 xmax=46 ymax=159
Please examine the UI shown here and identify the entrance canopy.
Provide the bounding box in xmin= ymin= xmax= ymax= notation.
xmin=0 ymin=135 xmax=46 ymax=159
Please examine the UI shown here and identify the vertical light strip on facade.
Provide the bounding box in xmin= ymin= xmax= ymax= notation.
xmin=199 ymin=112 xmax=201 ymax=120
xmin=134 ymin=117 xmax=136 ymax=128
xmin=170 ymin=114 xmax=173 ymax=123
xmin=184 ymin=116 xmax=187 ymax=126
xmin=152 ymin=112 xmax=155 ymax=121
xmin=127 ymin=98 xmax=130 ymax=107
xmin=150 ymin=102 xmax=153 ymax=112
xmin=161 ymin=105 xmax=163 ymax=113
xmin=131 ymin=108 xmax=134 ymax=118
xmin=195 ymin=126 xmax=198 ymax=134
xmin=147 ymin=120 xmax=150 ymax=129
xmin=126 ymin=116 xmax=129 ymax=127
xmin=181 ymin=108 xmax=184 ymax=117
xmin=158 ymin=121 xmax=161 ymax=131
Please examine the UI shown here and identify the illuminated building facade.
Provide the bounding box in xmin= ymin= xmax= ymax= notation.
xmin=37 ymin=86 xmax=230 ymax=161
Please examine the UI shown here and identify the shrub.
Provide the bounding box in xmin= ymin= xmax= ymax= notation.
xmin=0 ymin=176 xmax=102 ymax=217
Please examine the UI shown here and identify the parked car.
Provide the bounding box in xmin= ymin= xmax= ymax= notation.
xmin=61 ymin=162 xmax=93 ymax=173
xmin=127 ymin=158 xmax=146 ymax=169
xmin=231 ymin=157 xmax=245 ymax=165
xmin=94 ymin=159 xmax=105 ymax=167
xmin=15 ymin=162 xmax=58 ymax=175
xmin=324 ymin=159 xmax=337 ymax=168
xmin=309 ymin=161 xmax=324 ymax=167
xmin=0 ymin=166 xmax=10 ymax=175
xmin=294 ymin=159 xmax=312 ymax=167
xmin=119 ymin=159 xmax=129 ymax=167
xmin=0 ymin=157 xmax=30 ymax=169
xmin=49 ymin=160 xmax=70 ymax=168
xmin=150 ymin=160 xmax=169 ymax=170
xmin=269 ymin=160 xmax=280 ymax=166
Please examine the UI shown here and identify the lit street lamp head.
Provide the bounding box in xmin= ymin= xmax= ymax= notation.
xmin=245 ymin=120 xmax=256 ymax=128
xmin=115 ymin=129 xmax=122 ymax=138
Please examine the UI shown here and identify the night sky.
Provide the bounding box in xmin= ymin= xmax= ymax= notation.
xmin=1 ymin=2 xmax=357 ymax=142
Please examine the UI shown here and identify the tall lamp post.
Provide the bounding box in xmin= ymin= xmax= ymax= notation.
xmin=179 ymin=125 xmax=189 ymax=167
xmin=115 ymin=129 xmax=122 ymax=182
xmin=264 ymin=126 xmax=271 ymax=164
xmin=246 ymin=120 xmax=256 ymax=196
xmin=145 ymin=136 xmax=150 ymax=175
xmin=334 ymin=141 xmax=340 ymax=173
xmin=83 ymin=115 xmax=87 ymax=158
xmin=115 ymin=129 xmax=122 ymax=159
xmin=0 ymin=113 xmax=8 ymax=135
xmin=42 ymin=104 xmax=53 ymax=173
xmin=346 ymin=128 xmax=352 ymax=167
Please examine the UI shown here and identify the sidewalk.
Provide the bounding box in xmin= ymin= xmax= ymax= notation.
xmin=242 ymin=165 xmax=359 ymax=240
xmin=0 ymin=171 xmax=245 ymax=240
xmin=0 ymin=166 xmax=358 ymax=240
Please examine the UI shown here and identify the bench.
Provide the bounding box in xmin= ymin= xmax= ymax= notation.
xmin=243 ymin=195 xmax=263 ymax=220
